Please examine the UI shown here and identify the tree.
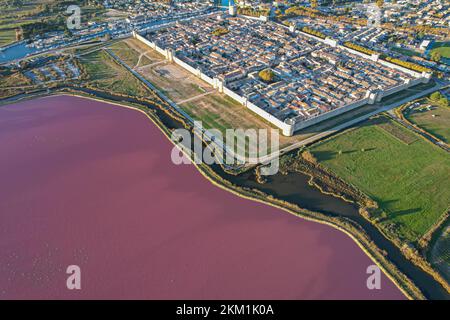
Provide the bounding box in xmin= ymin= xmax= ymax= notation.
xmin=430 ymin=51 xmax=442 ymax=62
xmin=439 ymin=97 xmax=449 ymax=108
xmin=258 ymin=69 xmax=275 ymax=83
xmin=301 ymin=150 xmax=317 ymax=164
xmin=430 ymin=91 xmax=442 ymax=101
xmin=376 ymin=0 xmax=384 ymax=8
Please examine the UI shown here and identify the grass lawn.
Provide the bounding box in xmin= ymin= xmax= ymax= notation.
xmin=310 ymin=116 xmax=450 ymax=243
xmin=182 ymin=93 xmax=271 ymax=132
xmin=430 ymin=47 xmax=450 ymax=59
xmin=79 ymin=50 xmax=149 ymax=97
xmin=376 ymin=117 xmax=417 ymax=144
xmin=406 ymin=103 xmax=450 ymax=144
xmin=0 ymin=1 xmax=51 ymax=46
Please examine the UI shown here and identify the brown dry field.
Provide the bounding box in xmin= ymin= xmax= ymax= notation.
xmin=140 ymin=62 xmax=212 ymax=102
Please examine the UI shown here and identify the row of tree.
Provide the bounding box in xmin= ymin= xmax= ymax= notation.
xmin=430 ymin=51 xmax=442 ymax=62
xmin=384 ymin=56 xmax=432 ymax=74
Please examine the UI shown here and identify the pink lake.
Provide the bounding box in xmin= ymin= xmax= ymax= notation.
xmin=0 ymin=95 xmax=405 ymax=299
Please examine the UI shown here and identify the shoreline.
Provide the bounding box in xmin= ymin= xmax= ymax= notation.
xmin=2 ymin=90 xmax=425 ymax=300
xmin=300 ymin=114 xmax=450 ymax=294
xmin=9 ymin=85 xmax=450 ymax=298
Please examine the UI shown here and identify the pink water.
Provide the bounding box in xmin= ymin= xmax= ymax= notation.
xmin=0 ymin=95 xmax=405 ymax=299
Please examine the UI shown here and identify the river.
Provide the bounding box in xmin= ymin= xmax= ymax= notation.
xmin=0 ymin=42 xmax=37 ymax=64
xmin=224 ymin=170 xmax=449 ymax=299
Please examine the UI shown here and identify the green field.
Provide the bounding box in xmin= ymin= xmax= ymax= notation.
xmin=310 ymin=116 xmax=450 ymax=243
xmin=429 ymin=42 xmax=450 ymax=59
xmin=406 ymin=104 xmax=450 ymax=144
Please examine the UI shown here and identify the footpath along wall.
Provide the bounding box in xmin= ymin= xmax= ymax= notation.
xmin=133 ymin=30 xmax=431 ymax=137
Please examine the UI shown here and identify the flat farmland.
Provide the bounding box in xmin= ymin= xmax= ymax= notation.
xmin=124 ymin=38 xmax=168 ymax=64
xmin=132 ymin=45 xmax=377 ymax=152
xmin=310 ymin=116 xmax=450 ymax=243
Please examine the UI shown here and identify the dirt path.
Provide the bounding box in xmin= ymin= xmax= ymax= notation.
xmin=176 ymin=90 xmax=215 ymax=104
